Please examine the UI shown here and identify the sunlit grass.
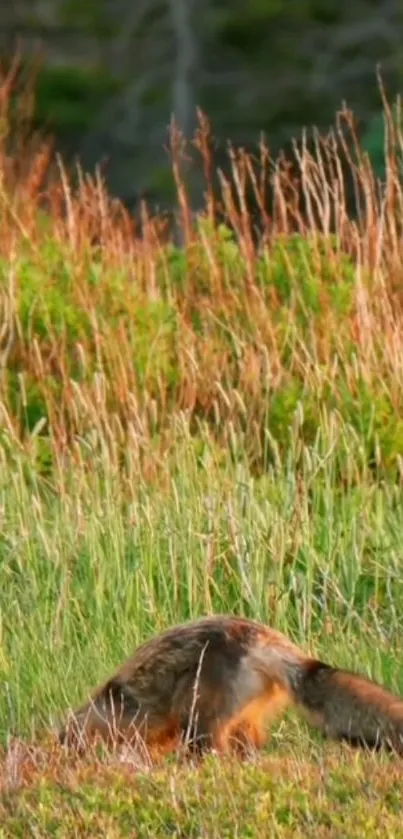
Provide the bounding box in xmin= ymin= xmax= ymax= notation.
xmin=1 ymin=419 xmax=403 ymax=746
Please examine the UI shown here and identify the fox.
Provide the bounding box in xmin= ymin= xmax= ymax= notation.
xmin=58 ymin=615 xmax=403 ymax=759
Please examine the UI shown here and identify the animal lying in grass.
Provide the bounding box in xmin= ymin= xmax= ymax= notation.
xmin=58 ymin=615 xmax=403 ymax=758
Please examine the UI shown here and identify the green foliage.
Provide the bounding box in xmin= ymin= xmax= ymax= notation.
xmin=15 ymin=252 xmax=89 ymax=343
xmin=33 ymin=65 xmax=120 ymax=132
xmin=3 ymin=224 xmax=403 ymax=478
xmin=257 ymin=234 xmax=356 ymax=317
xmin=0 ymin=244 xmax=181 ymax=438
xmin=60 ymin=0 xmax=117 ymax=35
xmin=127 ymin=299 xmax=179 ymax=389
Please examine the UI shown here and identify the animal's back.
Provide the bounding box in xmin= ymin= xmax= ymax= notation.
xmin=117 ymin=615 xmax=300 ymax=681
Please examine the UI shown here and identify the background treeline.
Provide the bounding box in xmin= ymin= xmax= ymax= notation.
xmin=1 ymin=0 xmax=402 ymax=214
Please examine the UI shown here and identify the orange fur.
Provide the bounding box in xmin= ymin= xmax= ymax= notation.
xmin=225 ymin=686 xmax=290 ymax=754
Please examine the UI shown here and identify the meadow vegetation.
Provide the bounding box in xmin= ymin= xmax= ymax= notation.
xmin=1 ymin=72 xmax=403 ymax=835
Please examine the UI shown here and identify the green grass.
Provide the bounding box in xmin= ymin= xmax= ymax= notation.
xmin=2 ymin=747 xmax=403 ymax=837
xmin=2 ymin=421 xmax=403 ymax=743
xmin=1 ymin=420 xmax=403 ymax=835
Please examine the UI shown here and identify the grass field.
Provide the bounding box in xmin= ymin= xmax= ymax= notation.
xmin=2 ymin=79 xmax=403 ymax=835
xmin=1 ymin=424 xmax=403 ymax=836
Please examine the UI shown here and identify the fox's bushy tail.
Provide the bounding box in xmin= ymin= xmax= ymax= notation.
xmin=251 ymin=645 xmax=403 ymax=754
